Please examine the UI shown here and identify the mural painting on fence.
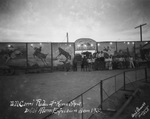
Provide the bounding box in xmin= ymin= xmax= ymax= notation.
xmin=52 ymin=43 xmax=74 ymax=71
xmin=135 ymin=42 xmax=147 ymax=60
xmin=28 ymin=43 xmax=51 ymax=67
xmin=97 ymin=42 xmax=116 ymax=58
xmin=116 ymin=42 xmax=134 ymax=57
xmin=0 ymin=43 xmax=26 ymax=67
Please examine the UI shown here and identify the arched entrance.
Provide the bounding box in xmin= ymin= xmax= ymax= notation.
xmin=74 ymin=38 xmax=97 ymax=63
xmin=75 ymin=38 xmax=97 ymax=54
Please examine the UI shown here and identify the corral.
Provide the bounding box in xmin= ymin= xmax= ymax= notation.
xmin=1 ymin=68 xmax=150 ymax=119
xmin=0 ymin=41 xmax=150 ymax=119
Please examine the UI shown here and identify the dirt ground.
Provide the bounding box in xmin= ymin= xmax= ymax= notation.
xmin=0 ymin=68 xmax=149 ymax=119
xmin=0 ymin=69 xmax=126 ymax=119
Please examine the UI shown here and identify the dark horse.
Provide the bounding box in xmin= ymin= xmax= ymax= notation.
xmin=56 ymin=47 xmax=71 ymax=63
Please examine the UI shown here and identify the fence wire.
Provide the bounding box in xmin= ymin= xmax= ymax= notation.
xmin=42 ymin=67 xmax=148 ymax=119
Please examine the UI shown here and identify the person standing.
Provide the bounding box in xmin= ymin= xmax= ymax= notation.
xmin=87 ymin=54 xmax=92 ymax=71
xmin=129 ymin=57 xmax=135 ymax=68
xmin=83 ymin=56 xmax=88 ymax=71
xmin=73 ymin=57 xmax=77 ymax=71
xmin=100 ymin=51 xmax=105 ymax=70
xmin=81 ymin=55 xmax=84 ymax=71
xmin=109 ymin=55 xmax=113 ymax=70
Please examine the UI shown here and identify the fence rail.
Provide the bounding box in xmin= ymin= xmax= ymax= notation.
xmin=43 ymin=67 xmax=149 ymax=119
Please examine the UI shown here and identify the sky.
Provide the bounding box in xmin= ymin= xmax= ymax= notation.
xmin=0 ymin=0 xmax=150 ymax=42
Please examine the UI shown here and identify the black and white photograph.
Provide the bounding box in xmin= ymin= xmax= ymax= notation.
xmin=0 ymin=0 xmax=150 ymax=119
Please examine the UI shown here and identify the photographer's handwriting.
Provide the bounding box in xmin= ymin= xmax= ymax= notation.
xmin=131 ymin=102 xmax=149 ymax=118
xmin=10 ymin=99 xmax=102 ymax=115
xmin=10 ymin=99 xmax=81 ymax=107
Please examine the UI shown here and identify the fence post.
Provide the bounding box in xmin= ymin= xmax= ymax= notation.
xmin=135 ymin=69 xmax=137 ymax=81
xmin=145 ymin=68 xmax=148 ymax=83
xmin=25 ymin=43 xmax=28 ymax=73
xmin=123 ymin=72 xmax=126 ymax=90
xmin=100 ymin=80 xmax=103 ymax=110
xmin=51 ymin=43 xmax=53 ymax=72
xmin=115 ymin=76 xmax=116 ymax=92
xmin=81 ymin=94 xmax=83 ymax=119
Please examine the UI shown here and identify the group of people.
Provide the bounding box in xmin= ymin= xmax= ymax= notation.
xmin=112 ymin=56 xmax=135 ymax=69
xmin=81 ymin=55 xmax=93 ymax=71
xmin=72 ymin=51 xmax=137 ymax=72
xmin=72 ymin=53 xmax=94 ymax=71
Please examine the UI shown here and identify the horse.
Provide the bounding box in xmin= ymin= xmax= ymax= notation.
xmin=4 ymin=50 xmax=23 ymax=64
xmin=33 ymin=52 xmax=49 ymax=66
xmin=32 ymin=46 xmax=49 ymax=66
xmin=56 ymin=47 xmax=71 ymax=63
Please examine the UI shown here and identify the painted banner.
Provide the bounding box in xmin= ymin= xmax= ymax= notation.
xmin=135 ymin=42 xmax=145 ymax=59
xmin=117 ymin=42 xmax=134 ymax=57
xmin=52 ymin=43 xmax=74 ymax=70
xmin=0 ymin=43 xmax=27 ymax=67
xmin=97 ymin=42 xmax=116 ymax=56
xmin=27 ymin=43 xmax=51 ymax=67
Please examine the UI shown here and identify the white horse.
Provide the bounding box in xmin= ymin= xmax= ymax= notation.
xmin=32 ymin=46 xmax=49 ymax=66
xmin=4 ymin=50 xmax=23 ymax=64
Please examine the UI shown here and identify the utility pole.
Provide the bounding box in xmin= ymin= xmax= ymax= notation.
xmin=135 ymin=23 xmax=147 ymax=42
xmin=135 ymin=23 xmax=147 ymax=60
xmin=66 ymin=32 xmax=69 ymax=44
xmin=116 ymin=42 xmax=118 ymax=52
